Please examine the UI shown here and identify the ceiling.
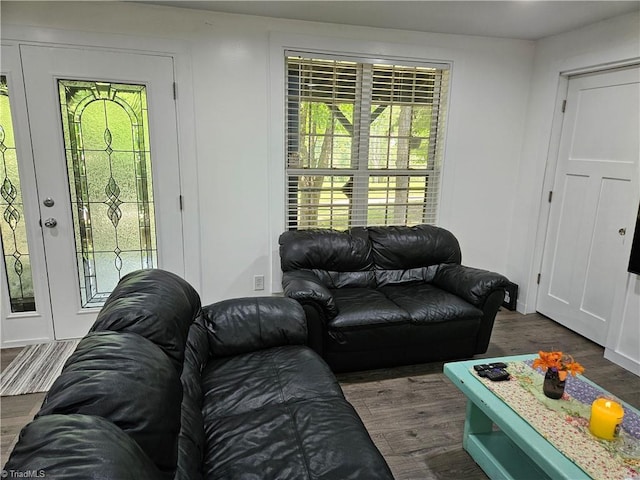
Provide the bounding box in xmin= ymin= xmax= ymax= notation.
xmin=136 ymin=1 xmax=640 ymax=40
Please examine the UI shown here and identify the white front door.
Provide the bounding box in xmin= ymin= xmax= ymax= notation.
xmin=1 ymin=44 xmax=184 ymax=341
xmin=537 ymin=65 xmax=640 ymax=345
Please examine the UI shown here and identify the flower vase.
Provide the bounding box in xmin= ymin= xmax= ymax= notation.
xmin=543 ymin=368 xmax=566 ymax=399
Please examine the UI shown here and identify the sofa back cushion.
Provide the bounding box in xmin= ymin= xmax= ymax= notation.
xmin=5 ymin=414 xmax=165 ymax=480
xmin=374 ymin=265 xmax=440 ymax=287
xmin=7 ymin=269 xmax=202 ymax=480
xmin=280 ymin=225 xmax=461 ymax=288
xmin=368 ymin=224 xmax=461 ymax=270
xmin=202 ymin=297 xmax=307 ymax=357
xmin=90 ymin=268 xmax=201 ymax=373
xmin=279 ymin=228 xmax=375 ymax=288
xmin=37 ymin=331 xmax=182 ymax=478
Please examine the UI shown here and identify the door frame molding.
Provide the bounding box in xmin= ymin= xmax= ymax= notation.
xmin=531 ymin=59 xmax=640 ymax=316
xmin=0 ymin=26 xmax=201 ymax=347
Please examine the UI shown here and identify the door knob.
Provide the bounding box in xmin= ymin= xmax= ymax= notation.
xmin=43 ymin=217 xmax=58 ymax=228
xmin=619 ymin=228 xmax=626 ymax=236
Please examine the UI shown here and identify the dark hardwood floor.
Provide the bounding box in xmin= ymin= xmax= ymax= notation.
xmin=2 ymin=310 xmax=639 ymax=478
xmin=1 ymin=348 xmax=46 ymax=468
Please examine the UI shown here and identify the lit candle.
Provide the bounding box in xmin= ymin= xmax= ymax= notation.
xmin=589 ymin=398 xmax=624 ymax=440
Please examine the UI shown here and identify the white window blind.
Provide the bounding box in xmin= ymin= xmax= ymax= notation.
xmin=285 ymin=51 xmax=450 ymax=230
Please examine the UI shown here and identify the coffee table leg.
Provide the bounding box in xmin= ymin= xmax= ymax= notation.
xmin=463 ymin=400 xmax=493 ymax=450
xmin=461 ymin=400 xmax=555 ymax=480
xmin=462 ymin=400 xmax=513 ymax=479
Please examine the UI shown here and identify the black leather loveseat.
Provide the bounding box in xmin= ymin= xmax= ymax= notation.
xmin=4 ymin=269 xmax=393 ymax=480
xmin=280 ymin=224 xmax=510 ymax=372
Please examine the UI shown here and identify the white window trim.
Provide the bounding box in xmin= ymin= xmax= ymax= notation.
xmin=268 ymin=32 xmax=453 ymax=292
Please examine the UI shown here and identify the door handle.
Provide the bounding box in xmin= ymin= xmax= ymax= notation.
xmin=43 ymin=217 xmax=58 ymax=228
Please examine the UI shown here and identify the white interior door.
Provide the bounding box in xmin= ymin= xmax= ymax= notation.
xmin=537 ymin=65 xmax=640 ymax=345
xmin=16 ymin=45 xmax=184 ymax=340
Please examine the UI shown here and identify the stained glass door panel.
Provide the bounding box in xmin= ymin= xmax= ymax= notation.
xmin=59 ymin=80 xmax=157 ymax=307
xmin=21 ymin=45 xmax=184 ymax=339
xmin=1 ymin=75 xmax=36 ymax=312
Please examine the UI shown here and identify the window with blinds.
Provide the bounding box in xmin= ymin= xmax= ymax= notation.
xmin=285 ymin=52 xmax=450 ymax=231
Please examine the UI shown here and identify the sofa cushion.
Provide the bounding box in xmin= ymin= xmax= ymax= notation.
xmin=279 ymin=228 xmax=375 ymax=288
xmin=329 ymin=288 xmax=411 ymax=329
xmin=328 ymin=283 xmax=482 ymax=330
xmin=368 ymin=224 xmax=461 ymax=269
xmin=380 ymin=283 xmax=483 ymax=323
xmin=202 ymin=346 xmax=343 ymax=419
xmin=279 ymin=228 xmax=373 ymax=271
xmin=36 ymin=331 xmax=182 ymax=477
xmin=201 ymin=345 xmax=393 ymax=480
xmin=90 ymin=269 xmax=201 ymax=373
xmin=4 ymin=414 xmax=164 ymax=480
xmin=202 ymin=297 xmax=307 ymax=358
xmin=203 ymin=399 xmax=392 ymax=480
xmin=315 ymin=269 xmax=376 ymax=289
xmin=374 ymin=265 xmax=439 ymax=287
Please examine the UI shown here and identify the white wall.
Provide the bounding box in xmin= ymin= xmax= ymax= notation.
xmin=1 ymin=1 xmax=533 ymax=306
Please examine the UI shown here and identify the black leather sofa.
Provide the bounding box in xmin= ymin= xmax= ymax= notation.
xmin=280 ymin=224 xmax=510 ymax=372
xmin=4 ymin=269 xmax=393 ymax=480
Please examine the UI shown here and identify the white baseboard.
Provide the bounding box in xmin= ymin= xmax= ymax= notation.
xmin=1 ymin=337 xmax=52 ymax=349
xmin=604 ymin=348 xmax=640 ymax=377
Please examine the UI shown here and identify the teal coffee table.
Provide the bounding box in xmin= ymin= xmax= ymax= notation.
xmin=444 ymin=354 xmax=640 ymax=480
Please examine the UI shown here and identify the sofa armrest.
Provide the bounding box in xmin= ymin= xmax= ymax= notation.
xmin=282 ymin=270 xmax=338 ymax=319
xmin=432 ymin=264 xmax=509 ymax=308
xmin=201 ymin=297 xmax=307 ymax=357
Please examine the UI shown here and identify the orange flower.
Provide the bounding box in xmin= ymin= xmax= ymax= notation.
xmin=533 ymin=350 xmax=584 ymax=377
xmin=564 ymin=358 xmax=585 ymax=376
xmin=533 ymin=350 xmax=562 ymax=370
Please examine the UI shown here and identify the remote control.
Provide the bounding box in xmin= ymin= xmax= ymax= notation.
xmin=473 ymin=364 xmax=491 ymax=372
xmin=489 ymin=362 xmax=507 ymax=370
xmin=485 ymin=368 xmax=510 ymax=381
xmin=474 ymin=362 xmax=508 ymax=372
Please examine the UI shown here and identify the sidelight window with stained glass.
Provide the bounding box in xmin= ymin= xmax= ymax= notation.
xmin=0 ymin=75 xmax=36 ymax=312
xmin=58 ymin=80 xmax=157 ymax=308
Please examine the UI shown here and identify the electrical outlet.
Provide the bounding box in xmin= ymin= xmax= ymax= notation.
xmin=253 ymin=275 xmax=265 ymax=291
